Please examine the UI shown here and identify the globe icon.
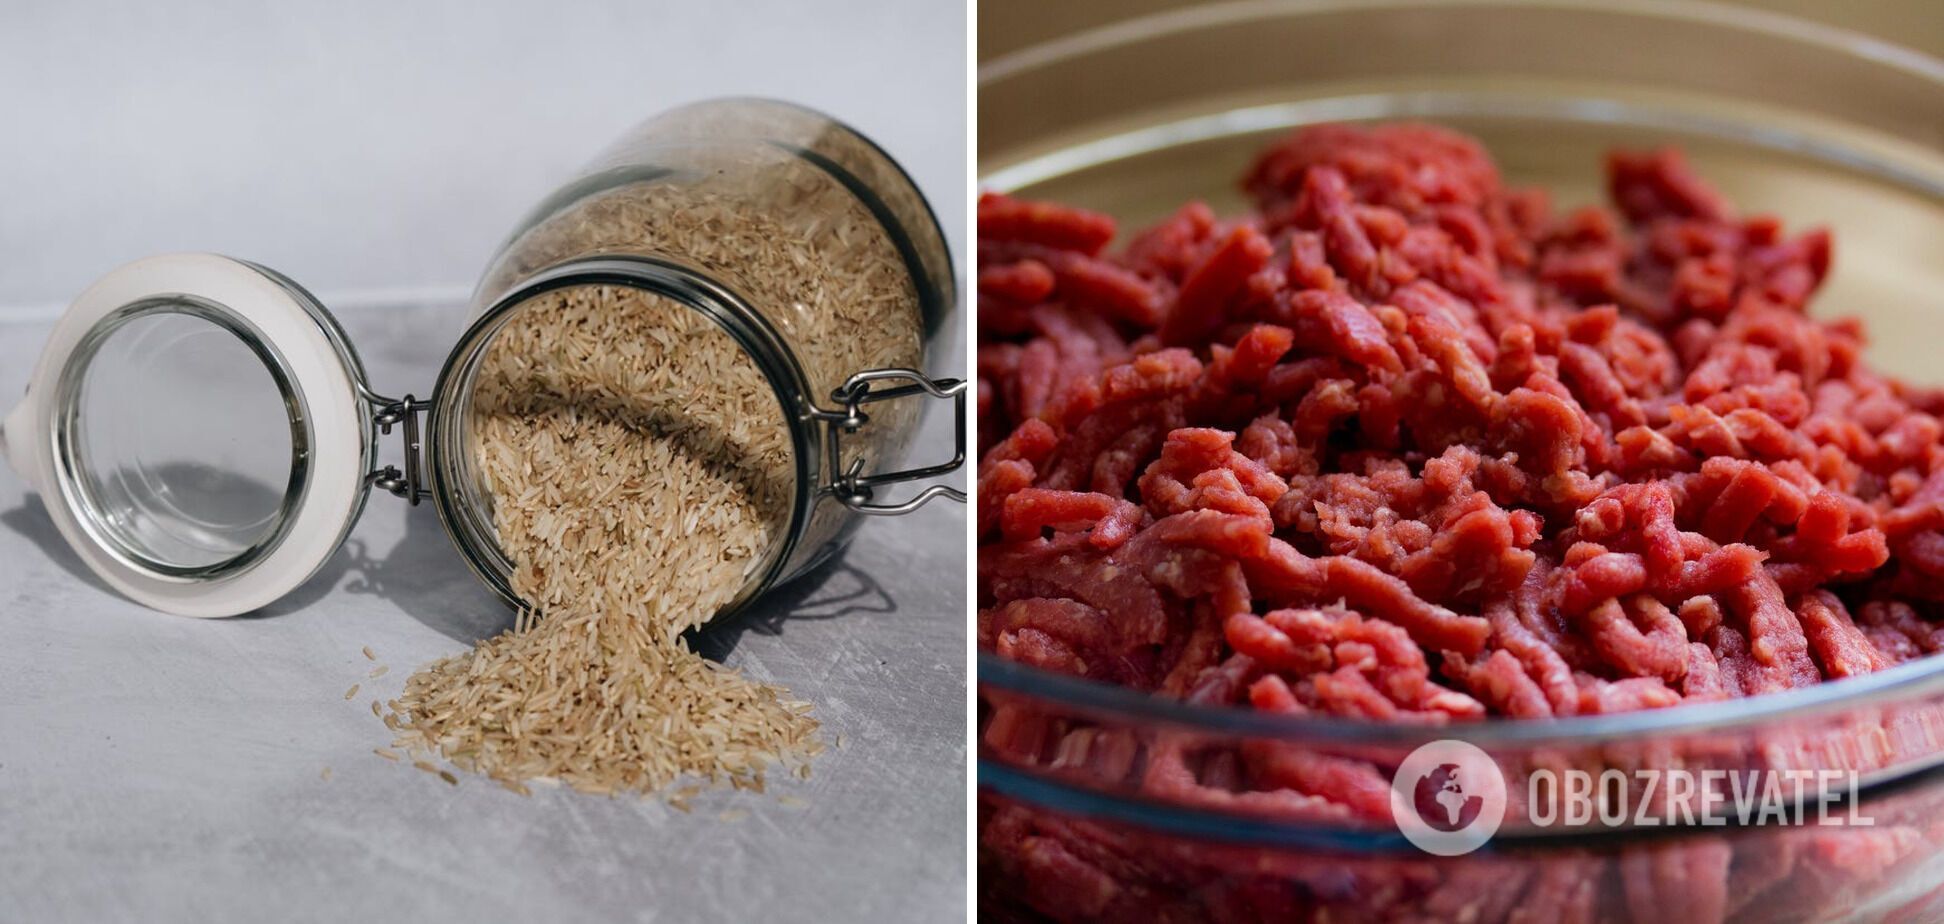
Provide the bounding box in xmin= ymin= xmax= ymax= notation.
xmin=1392 ymin=740 xmax=1507 ymax=855
xmin=1413 ymin=762 xmax=1484 ymax=832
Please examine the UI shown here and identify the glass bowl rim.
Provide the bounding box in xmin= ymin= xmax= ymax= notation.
xmin=979 ymin=650 xmax=1944 ymax=747
xmin=978 ymin=0 xmax=1944 ymax=89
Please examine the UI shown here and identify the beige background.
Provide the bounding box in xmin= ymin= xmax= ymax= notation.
xmin=981 ymin=0 xmax=1944 ymax=63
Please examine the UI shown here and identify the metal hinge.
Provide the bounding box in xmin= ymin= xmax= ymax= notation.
xmin=815 ymin=368 xmax=968 ymax=516
xmin=364 ymin=393 xmax=433 ymax=505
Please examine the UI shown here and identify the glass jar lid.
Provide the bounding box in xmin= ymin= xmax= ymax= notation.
xmin=1 ymin=254 xmax=376 ymax=616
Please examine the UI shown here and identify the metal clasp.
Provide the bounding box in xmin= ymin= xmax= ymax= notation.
xmin=364 ymin=392 xmax=432 ymax=505
xmin=815 ymin=369 xmax=967 ymax=516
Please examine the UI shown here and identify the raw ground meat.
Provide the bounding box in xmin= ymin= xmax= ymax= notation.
xmin=977 ymin=123 xmax=1944 ymax=922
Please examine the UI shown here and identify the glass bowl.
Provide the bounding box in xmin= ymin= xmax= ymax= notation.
xmin=977 ymin=2 xmax=1944 ymax=921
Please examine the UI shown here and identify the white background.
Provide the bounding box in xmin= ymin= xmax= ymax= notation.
xmin=0 ymin=0 xmax=966 ymax=313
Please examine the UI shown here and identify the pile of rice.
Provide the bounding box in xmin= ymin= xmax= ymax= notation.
xmin=382 ymin=147 xmax=923 ymax=796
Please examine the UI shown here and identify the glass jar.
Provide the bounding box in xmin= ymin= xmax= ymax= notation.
xmin=0 ymin=97 xmax=962 ymax=618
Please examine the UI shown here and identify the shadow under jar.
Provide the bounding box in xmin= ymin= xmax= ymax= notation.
xmin=1 ymin=97 xmax=963 ymax=620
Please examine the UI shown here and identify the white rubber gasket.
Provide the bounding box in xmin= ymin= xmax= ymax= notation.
xmin=2 ymin=253 xmax=368 ymax=617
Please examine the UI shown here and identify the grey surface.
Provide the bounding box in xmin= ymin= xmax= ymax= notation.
xmin=0 ymin=299 xmax=968 ymax=922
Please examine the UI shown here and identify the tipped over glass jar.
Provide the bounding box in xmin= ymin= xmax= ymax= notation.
xmin=0 ymin=97 xmax=963 ymax=619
